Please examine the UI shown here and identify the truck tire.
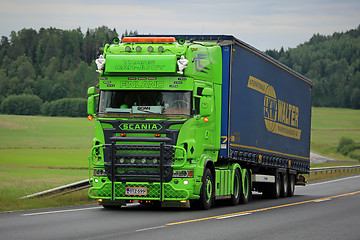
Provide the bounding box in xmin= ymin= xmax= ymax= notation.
xmin=199 ymin=168 xmax=214 ymax=210
xmin=287 ymin=174 xmax=296 ymax=197
xmin=280 ymin=173 xmax=288 ymax=198
xmin=229 ymin=169 xmax=241 ymax=206
xmin=240 ymin=169 xmax=251 ymax=204
xmin=263 ymin=171 xmax=280 ymax=199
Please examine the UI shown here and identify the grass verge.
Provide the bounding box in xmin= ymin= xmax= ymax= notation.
xmin=0 ymin=189 xmax=96 ymax=212
xmin=0 ymin=167 xmax=96 ymax=212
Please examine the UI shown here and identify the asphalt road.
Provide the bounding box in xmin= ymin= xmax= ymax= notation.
xmin=1 ymin=175 xmax=360 ymax=240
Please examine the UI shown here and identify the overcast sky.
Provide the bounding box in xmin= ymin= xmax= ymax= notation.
xmin=0 ymin=0 xmax=359 ymax=51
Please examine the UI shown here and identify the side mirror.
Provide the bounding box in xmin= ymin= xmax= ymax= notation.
xmin=199 ymin=97 xmax=212 ymax=116
xmin=87 ymin=86 xmax=95 ymax=96
xmin=87 ymin=95 xmax=95 ymax=116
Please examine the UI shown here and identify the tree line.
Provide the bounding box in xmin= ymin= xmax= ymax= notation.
xmin=266 ymin=25 xmax=360 ymax=109
xmin=0 ymin=26 xmax=137 ymax=116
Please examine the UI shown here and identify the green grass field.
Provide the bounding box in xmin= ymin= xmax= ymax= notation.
xmin=0 ymin=114 xmax=93 ymax=149
xmin=0 ymin=114 xmax=95 ymax=211
xmin=311 ymin=107 xmax=360 ymax=161
xmin=0 ymin=107 xmax=359 ymax=212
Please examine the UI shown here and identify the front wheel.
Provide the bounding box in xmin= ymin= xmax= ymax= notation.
xmin=199 ymin=168 xmax=214 ymax=210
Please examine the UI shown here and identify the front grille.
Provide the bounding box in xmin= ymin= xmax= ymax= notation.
xmin=104 ymin=143 xmax=175 ymax=183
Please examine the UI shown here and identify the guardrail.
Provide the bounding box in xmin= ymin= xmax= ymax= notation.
xmin=20 ymin=179 xmax=91 ymax=199
xmin=20 ymin=165 xmax=360 ymax=199
xmin=310 ymin=165 xmax=360 ymax=175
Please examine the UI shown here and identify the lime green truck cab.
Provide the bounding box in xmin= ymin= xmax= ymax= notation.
xmin=87 ymin=35 xmax=311 ymax=209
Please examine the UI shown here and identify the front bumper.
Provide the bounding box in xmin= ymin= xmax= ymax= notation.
xmin=89 ymin=179 xmax=196 ymax=201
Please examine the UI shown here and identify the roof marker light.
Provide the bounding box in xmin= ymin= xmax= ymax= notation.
xmin=122 ymin=37 xmax=176 ymax=43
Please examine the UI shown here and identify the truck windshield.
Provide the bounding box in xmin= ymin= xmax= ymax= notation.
xmin=99 ymin=90 xmax=191 ymax=118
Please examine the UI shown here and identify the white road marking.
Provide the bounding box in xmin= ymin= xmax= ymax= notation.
xmin=217 ymin=212 xmax=252 ymax=220
xmin=22 ymin=202 xmax=141 ymax=216
xmin=136 ymin=225 xmax=166 ymax=232
xmin=22 ymin=206 xmax=103 ymax=216
xmin=313 ymin=198 xmax=332 ymax=203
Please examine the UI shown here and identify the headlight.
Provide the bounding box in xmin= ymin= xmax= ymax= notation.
xmin=173 ymin=170 xmax=194 ymax=178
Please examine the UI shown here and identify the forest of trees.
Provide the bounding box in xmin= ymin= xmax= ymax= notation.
xmin=0 ymin=25 xmax=359 ymax=117
xmin=266 ymin=25 xmax=360 ymax=109
xmin=0 ymin=26 xmax=138 ymax=116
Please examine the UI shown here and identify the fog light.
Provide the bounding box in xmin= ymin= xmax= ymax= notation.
xmin=94 ymin=179 xmax=99 ymax=183
xmin=183 ymin=180 xmax=188 ymax=185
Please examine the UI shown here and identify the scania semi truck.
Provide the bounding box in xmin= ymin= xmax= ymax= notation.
xmin=87 ymin=35 xmax=312 ymax=209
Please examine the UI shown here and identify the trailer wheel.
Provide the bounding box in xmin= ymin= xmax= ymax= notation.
xmin=240 ymin=169 xmax=251 ymax=204
xmin=229 ymin=169 xmax=241 ymax=206
xmin=263 ymin=171 xmax=280 ymax=199
xmin=280 ymin=173 xmax=288 ymax=198
xmin=199 ymin=168 xmax=214 ymax=210
xmin=287 ymin=174 xmax=296 ymax=197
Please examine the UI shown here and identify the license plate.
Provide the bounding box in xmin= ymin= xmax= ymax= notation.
xmin=125 ymin=187 xmax=147 ymax=195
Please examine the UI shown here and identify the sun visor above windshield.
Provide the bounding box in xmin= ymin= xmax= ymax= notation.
xmin=104 ymin=55 xmax=177 ymax=73
xmin=99 ymin=76 xmax=194 ymax=91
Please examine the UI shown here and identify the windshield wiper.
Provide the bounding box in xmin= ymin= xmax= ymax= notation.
xmin=136 ymin=109 xmax=158 ymax=114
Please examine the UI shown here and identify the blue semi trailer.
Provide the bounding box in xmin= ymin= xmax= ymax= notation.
xmin=219 ymin=36 xmax=312 ymax=199
xmin=88 ymin=35 xmax=311 ymax=209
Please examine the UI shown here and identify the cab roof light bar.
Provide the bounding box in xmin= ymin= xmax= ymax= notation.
xmin=122 ymin=37 xmax=176 ymax=43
